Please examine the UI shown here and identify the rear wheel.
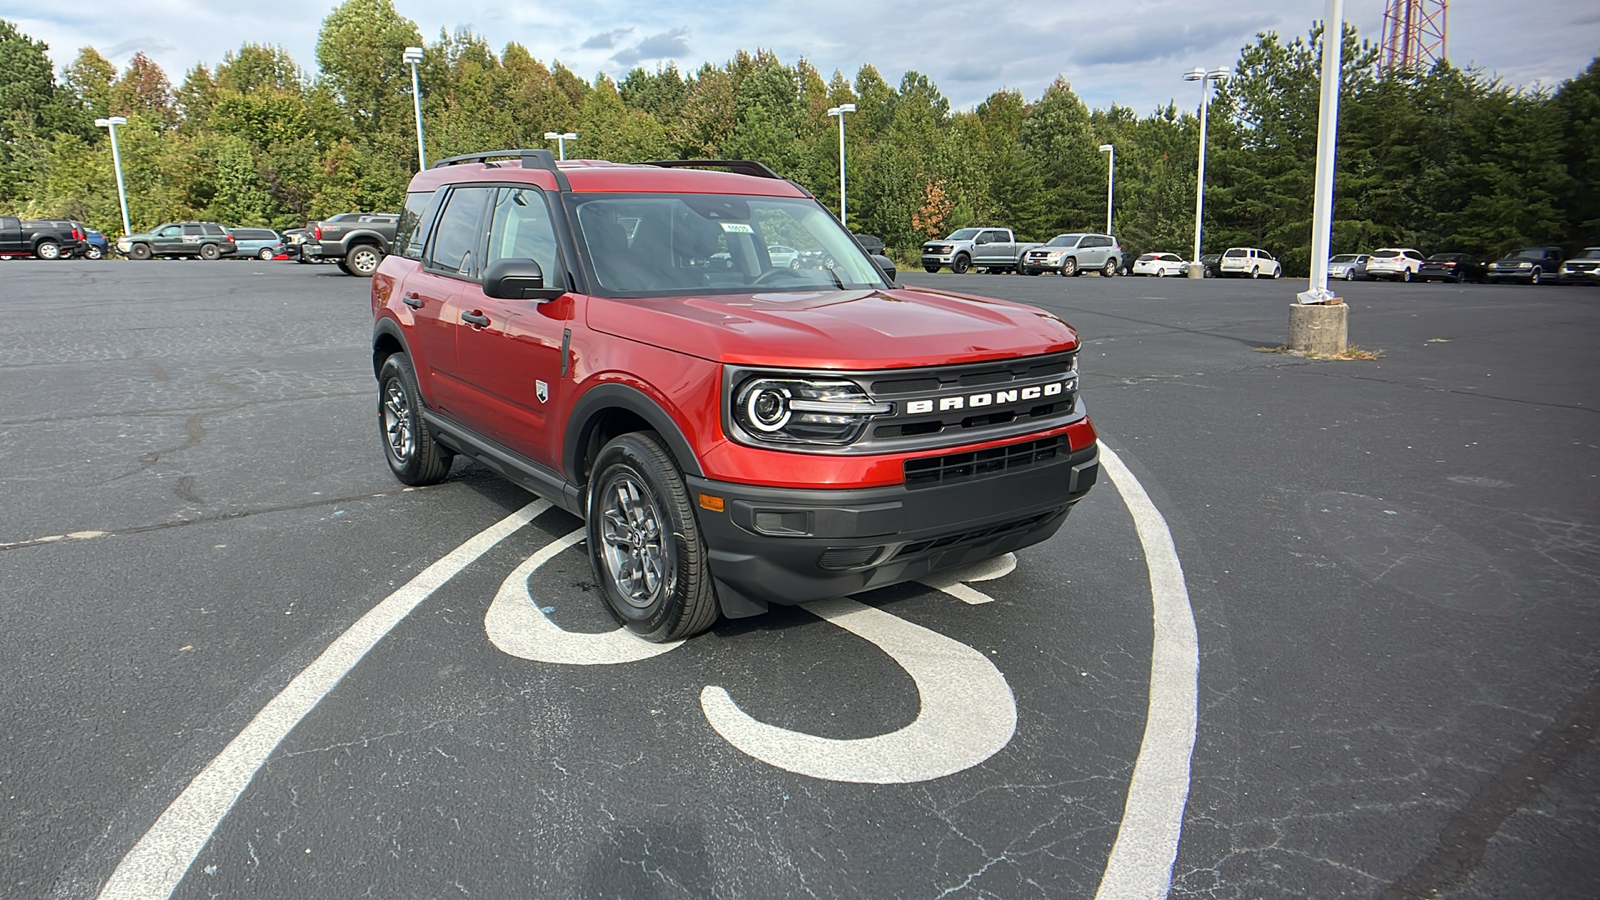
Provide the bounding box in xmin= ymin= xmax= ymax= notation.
xmin=199 ymin=243 xmax=221 ymax=261
xmin=1102 ymin=259 xmax=1117 ymax=278
xmin=951 ymin=254 xmax=971 ymax=275
xmin=1155 ymin=268 xmax=1166 ymax=278
xmin=129 ymin=243 xmax=152 ymax=261
xmin=1401 ymin=268 xmax=1413 ymax=283
xmin=587 ymin=432 xmax=719 ymax=642
xmin=1251 ymin=267 xmax=1260 ymax=279
xmin=34 ymin=241 xmax=60 ymax=260
xmin=84 ymin=245 xmax=103 ymax=260
xmin=377 ymin=353 xmax=452 ymax=486
xmin=1060 ymin=258 xmax=1077 ymax=277
xmin=258 ymin=247 xmax=275 ymax=260
xmin=347 ymin=244 xmax=383 ymax=277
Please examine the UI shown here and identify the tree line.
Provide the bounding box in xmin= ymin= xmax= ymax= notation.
xmin=1 ymin=0 xmax=1595 ymax=275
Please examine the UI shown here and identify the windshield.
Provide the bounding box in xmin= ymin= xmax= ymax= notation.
xmin=573 ymin=193 xmax=889 ymax=296
xmin=946 ymin=228 xmax=980 ymax=240
xmin=1577 ymin=248 xmax=1600 ymax=260
xmin=1046 ymin=234 xmax=1083 ymax=247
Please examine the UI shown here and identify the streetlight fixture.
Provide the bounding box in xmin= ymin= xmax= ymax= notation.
xmin=403 ymin=46 xmax=426 ymax=170
xmin=827 ymin=103 xmax=856 ymax=227
xmin=544 ymin=132 xmax=577 ymax=161
xmin=1183 ymin=65 xmax=1229 ymax=277
xmin=1098 ymin=144 xmax=1115 ymax=236
xmin=94 ymin=116 xmax=131 ymax=237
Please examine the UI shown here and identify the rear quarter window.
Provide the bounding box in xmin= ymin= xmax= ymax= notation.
xmin=397 ymin=190 xmax=440 ymax=260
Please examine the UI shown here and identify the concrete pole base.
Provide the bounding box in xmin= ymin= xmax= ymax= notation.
xmin=1287 ymin=302 xmax=1348 ymax=355
xmin=1187 ymin=264 xmax=1205 ymax=279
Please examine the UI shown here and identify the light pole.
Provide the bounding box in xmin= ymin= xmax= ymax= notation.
xmin=827 ymin=103 xmax=856 ymax=227
xmin=1302 ymin=0 xmax=1345 ymax=305
xmin=94 ymin=116 xmax=131 ymax=237
xmin=1098 ymin=143 xmax=1114 ymax=235
xmin=403 ymin=46 xmax=426 ymax=170
xmin=544 ymin=132 xmax=577 ymax=161
xmin=1183 ymin=66 xmax=1229 ymax=276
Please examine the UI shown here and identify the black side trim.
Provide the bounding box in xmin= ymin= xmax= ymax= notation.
xmin=560 ymin=329 xmax=571 ymax=377
xmin=422 ymin=411 xmax=584 ymax=516
xmin=431 ymin=149 xmax=571 ymax=191
xmin=564 ymin=383 xmax=704 ymax=481
xmin=645 ymin=159 xmax=781 ymax=180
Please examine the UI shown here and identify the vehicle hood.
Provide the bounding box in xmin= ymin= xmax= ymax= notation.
xmin=586 ymin=286 xmax=1079 ymax=369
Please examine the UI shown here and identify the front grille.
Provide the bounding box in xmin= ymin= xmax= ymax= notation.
xmin=890 ymin=510 xmax=1060 ymax=560
xmin=904 ymin=436 xmax=1062 ymax=489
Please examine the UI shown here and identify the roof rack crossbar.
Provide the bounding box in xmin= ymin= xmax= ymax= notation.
xmin=430 ymin=148 xmax=571 ymax=191
xmin=645 ymin=159 xmax=782 ymax=180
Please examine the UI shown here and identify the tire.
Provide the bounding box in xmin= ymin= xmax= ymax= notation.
xmin=128 ymin=243 xmax=152 ymax=261
xmin=1155 ymin=269 xmax=1166 ymax=278
xmin=336 ymin=260 xmax=354 ymax=276
xmin=377 ymin=353 xmax=452 ymax=486
xmin=1251 ymin=267 xmax=1260 ymax=279
xmin=258 ymin=247 xmax=275 ymax=260
xmin=347 ymin=244 xmax=383 ymax=277
xmin=1102 ymin=259 xmax=1117 ymax=278
xmin=1272 ymin=266 xmax=1282 ymax=279
xmin=85 ymin=245 xmax=103 ymax=260
xmin=1400 ymin=268 xmax=1413 ymax=283
xmin=950 ymin=253 xmax=971 ymax=275
xmin=1530 ymin=268 xmax=1542 ymax=285
xmin=199 ymin=243 xmax=221 ymax=261
xmin=34 ymin=241 xmax=60 ymax=260
xmin=587 ymin=432 xmax=719 ymax=642
xmin=924 ymin=264 xmax=940 ymax=273
xmin=1454 ymin=272 xmax=1464 ymax=284
xmin=1060 ymin=258 xmax=1077 ymax=277
xmin=790 ymin=259 xmax=801 ymax=269
xmin=1343 ymin=270 xmax=1353 ymax=281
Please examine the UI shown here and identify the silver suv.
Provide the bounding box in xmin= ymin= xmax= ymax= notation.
xmin=1020 ymin=233 xmax=1122 ymax=277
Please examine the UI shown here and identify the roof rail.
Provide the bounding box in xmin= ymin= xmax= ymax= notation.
xmin=430 ymin=149 xmax=571 ymax=192
xmin=645 ymin=159 xmax=782 ymax=180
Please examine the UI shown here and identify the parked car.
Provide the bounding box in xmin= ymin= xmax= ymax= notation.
xmin=853 ymin=233 xmax=886 ymax=256
xmin=1020 ymin=232 xmax=1122 ymax=277
xmin=1327 ymin=253 xmax=1371 ymax=281
xmin=301 ymin=212 xmax=399 ymax=276
xmin=1218 ymin=247 xmax=1282 ymax=279
xmin=1132 ymin=252 xmax=1188 ymax=277
xmin=1364 ymin=248 xmax=1425 ymax=282
xmin=1558 ymin=247 xmax=1600 ymax=285
xmin=1417 ymin=252 xmax=1485 ymax=283
xmin=765 ymin=244 xmax=800 ymax=268
xmin=117 ymin=221 xmax=238 ymax=260
xmin=82 ymin=226 xmax=110 ymax=259
xmin=1487 ymin=247 xmax=1565 ymax=285
xmin=1190 ymin=253 xmax=1221 ymax=278
xmin=922 ymin=227 xmax=1041 ymax=274
xmin=229 ymin=227 xmax=285 ymax=260
xmin=0 ymin=216 xmax=88 ymax=259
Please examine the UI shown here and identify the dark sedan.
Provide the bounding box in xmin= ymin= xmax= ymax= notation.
xmin=1418 ymin=252 xmax=1485 ymax=283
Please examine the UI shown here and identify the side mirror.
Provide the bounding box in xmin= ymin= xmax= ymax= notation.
xmin=483 ymin=257 xmax=564 ymax=300
xmin=872 ymin=254 xmax=897 ymax=283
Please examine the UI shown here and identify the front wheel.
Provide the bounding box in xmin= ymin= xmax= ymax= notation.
xmin=950 ymin=254 xmax=971 ymax=275
xmin=588 ymin=432 xmax=719 ymax=642
xmin=923 ymin=264 xmax=940 ymax=274
xmin=128 ymin=243 xmax=152 ymax=261
xmin=377 ymin=353 xmax=453 ymax=486
xmin=1529 ymin=269 xmax=1542 ymax=285
xmin=1060 ymin=258 xmax=1077 ymax=277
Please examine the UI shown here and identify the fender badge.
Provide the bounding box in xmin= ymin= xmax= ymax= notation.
xmin=535 ymin=380 xmax=549 ymax=403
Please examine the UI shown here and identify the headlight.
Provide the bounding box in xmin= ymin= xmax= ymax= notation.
xmin=1518 ymin=262 xmax=1532 ymax=268
xmin=731 ymin=376 xmax=892 ymax=446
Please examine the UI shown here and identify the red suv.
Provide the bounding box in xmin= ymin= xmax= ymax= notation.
xmin=372 ymin=150 xmax=1099 ymax=641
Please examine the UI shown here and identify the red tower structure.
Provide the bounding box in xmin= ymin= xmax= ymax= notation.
xmin=1381 ymin=0 xmax=1448 ymax=72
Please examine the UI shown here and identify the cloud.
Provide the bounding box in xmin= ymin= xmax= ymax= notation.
xmin=949 ymin=60 xmax=1002 ymax=82
xmin=1072 ymin=20 xmax=1266 ymax=67
xmin=104 ymin=36 xmax=176 ymax=60
xmin=613 ymin=27 xmax=691 ymax=65
xmin=581 ymin=27 xmax=634 ymax=50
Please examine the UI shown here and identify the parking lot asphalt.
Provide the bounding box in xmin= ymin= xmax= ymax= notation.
xmin=1 ymin=260 xmax=1596 ymax=899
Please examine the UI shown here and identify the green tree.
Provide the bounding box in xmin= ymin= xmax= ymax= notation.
xmin=314 ymin=0 xmax=423 ymax=136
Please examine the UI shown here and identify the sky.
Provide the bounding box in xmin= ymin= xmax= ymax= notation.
xmin=7 ymin=1 xmax=1599 ymax=114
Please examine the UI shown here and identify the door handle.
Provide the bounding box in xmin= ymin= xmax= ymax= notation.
xmin=401 ymin=293 xmax=423 ymax=308
xmin=461 ymin=311 xmax=490 ymax=327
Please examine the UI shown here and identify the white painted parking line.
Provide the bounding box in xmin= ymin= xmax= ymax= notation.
xmin=919 ymin=552 xmax=1018 ymax=604
xmin=700 ymin=596 xmax=1018 ymax=784
xmin=96 ymin=499 xmax=552 ymax=900
xmin=485 ymin=527 xmax=684 ymax=664
xmin=1093 ymin=442 xmax=1199 ymax=900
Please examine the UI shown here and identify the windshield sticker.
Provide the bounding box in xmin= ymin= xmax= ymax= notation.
xmin=720 ymin=222 xmax=754 ymax=234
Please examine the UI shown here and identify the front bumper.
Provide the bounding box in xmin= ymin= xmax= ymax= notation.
xmin=1559 ymin=268 xmax=1599 ymax=284
xmin=688 ymin=436 xmax=1099 ymax=616
xmin=1487 ymin=269 xmax=1536 ymax=283
xmin=921 ymin=254 xmax=955 ymax=265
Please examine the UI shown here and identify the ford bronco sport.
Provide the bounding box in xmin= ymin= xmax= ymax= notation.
xmin=372 ymin=150 xmax=1099 ymax=642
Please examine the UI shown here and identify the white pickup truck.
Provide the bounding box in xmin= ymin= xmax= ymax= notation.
xmin=921 ymin=228 xmax=1041 ymax=274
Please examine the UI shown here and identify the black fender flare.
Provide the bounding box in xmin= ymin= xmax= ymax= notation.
xmin=564 ymin=383 xmax=704 ymax=482
xmin=371 ymin=317 xmax=412 ymax=378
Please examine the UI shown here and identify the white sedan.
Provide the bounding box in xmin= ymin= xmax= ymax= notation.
xmin=766 ymin=244 xmax=800 ymax=268
xmin=1132 ymin=252 xmax=1188 ymax=277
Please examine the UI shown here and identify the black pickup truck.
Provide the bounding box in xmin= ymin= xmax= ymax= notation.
xmin=0 ymin=216 xmax=87 ymax=260
xmin=300 ymin=212 xmax=398 ymax=277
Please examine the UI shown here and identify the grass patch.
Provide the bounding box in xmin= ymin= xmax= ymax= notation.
xmin=1254 ymin=344 xmax=1382 ymax=361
